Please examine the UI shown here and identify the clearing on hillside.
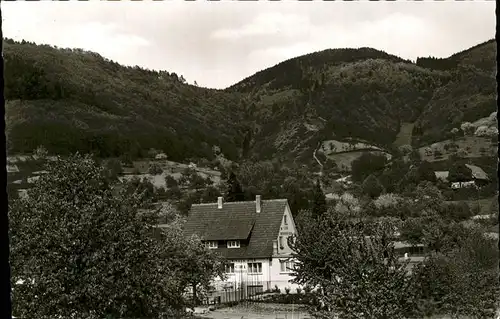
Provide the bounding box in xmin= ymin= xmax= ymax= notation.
xmin=393 ymin=122 xmax=415 ymax=147
xmin=326 ymin=150 xmax=392 ymax=171
xmin=320 ymin=139 xmax=382 ymax=154
xmin=445 ymin=196 xmax=497 ymax=216
xmin=120 ymin=159 xmax=221 ymax=188
xmin=418 ymin=136 xmax=496 ymax=162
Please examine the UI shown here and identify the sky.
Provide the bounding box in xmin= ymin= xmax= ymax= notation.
xmin=2 ymin=1 xmax=495 ymax=89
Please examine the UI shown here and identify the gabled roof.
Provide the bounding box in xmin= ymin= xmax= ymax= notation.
xmin=434 ymin=171 xmax=449 ymax=181
xmin=184 ymin=199 xmax=288 ymax=259
xmin=6 ymin=164 xmax=19 ymax=173
xmin=465 ymin=164 xmax=489 ymax=180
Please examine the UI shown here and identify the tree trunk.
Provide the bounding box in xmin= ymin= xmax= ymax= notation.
xmin=192 ymin=283 xmax=198 ymax=306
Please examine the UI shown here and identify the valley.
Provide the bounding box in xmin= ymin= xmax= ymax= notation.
xmin=5 ymin=36 xmax=498 ymax=319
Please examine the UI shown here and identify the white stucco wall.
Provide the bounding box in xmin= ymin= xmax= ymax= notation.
xmin=211 ymin=203 xmax=302 ymax=293
xmin=213 ymin=258 xmax=272 ymax=290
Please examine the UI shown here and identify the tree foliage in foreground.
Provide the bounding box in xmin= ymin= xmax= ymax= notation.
xmin=9 ymin=153 xmax=223 ymax=319
xmin=291 ymin=196 xmax=500 ymax=318
xmin=411 ymin=227 xmax=499 ymax=318
xmin=290 ymin=209 xmax=415 ymax=319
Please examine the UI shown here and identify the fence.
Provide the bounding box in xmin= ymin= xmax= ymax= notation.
xmin=190 ymin=280 xmax=304 ymax=306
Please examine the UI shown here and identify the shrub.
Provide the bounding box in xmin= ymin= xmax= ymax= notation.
xmin=284 ymin=287 xmax=291 ymax=295
xmin=254 ymin=293 xmax=316 ymax=305
xmin=148 ymin=163 xmax=163 ymax=175
xmin=296 ymin=288 xmax=302 ymax=295
xmin=303 ymin=285 xmax=313 ymax=294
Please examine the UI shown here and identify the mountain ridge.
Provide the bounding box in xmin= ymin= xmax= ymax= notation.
xmin=3 ymin=38 xmax=496 ymax=167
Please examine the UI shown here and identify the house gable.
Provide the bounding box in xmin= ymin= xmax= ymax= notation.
xmin=465 ymin=164 xmax=489 ymax=181
xmin=184 ymin=198 xmax=288 ymax=259
xmin=276 ymin=202 xmax=297 ymax=255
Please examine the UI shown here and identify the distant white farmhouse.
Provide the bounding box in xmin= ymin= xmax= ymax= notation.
xmin=435 ymin=164 xmax=489 ymax=189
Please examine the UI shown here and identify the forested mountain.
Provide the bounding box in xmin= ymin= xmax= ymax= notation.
xmin=4 ymin=39 xmax=246 ymax=162
xmin=228 ymin=40 xmax=496 ymax=162
xmin=4 ymin=38 xmax=496 ymax=164
xmin=413 ymin=39 xmax=497 ymax=145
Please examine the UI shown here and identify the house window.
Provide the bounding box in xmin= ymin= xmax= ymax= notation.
xmin=280 ymin=260 xmax=294 ymax=273
xmin=205 ymin=241 xmax=218 ymax=249
xmin=248 ymin=262 xmax=262 ymax=274
xmin=279 ymin=236 xmax=284 ymax=249
xmin=281 ymin=215 xmax=289 ymax=230
xmin=225 ymin=263 xmax=235 ymax=273
xmin=227 ymin=240 xmax=240 ymax=248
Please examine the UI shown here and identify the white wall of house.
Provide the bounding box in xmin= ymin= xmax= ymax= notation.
xmin=270 ymin=203 xmax=300 ymax=291
xmin=275 ymin=203 xmax=298 ymax=255
xmin=269 ymin=257 xmax=300 ymax=292
xmin=212 ymin=257 xmax=300 ymax=293
xmin=213 ymin=258 xmax=271 ymax=290
xmin=210 ymin=203 xmax=302 ymax=293
xmin=451 ymin=181 xmax=476 ymax=189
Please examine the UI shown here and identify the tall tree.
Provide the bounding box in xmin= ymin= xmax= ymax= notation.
xmin=362 ymin=174 xmax=385 ymax=199
xmin=351 ymin=153 xmax=388 ymax=183
xmin=411 ymin=226 xmax=499 ymax=318
xmin=417 ymin=160 xmax=437 ymax=183
xmin=9 ymin=153 xmax=221 ymax=318
xmin=290 ymin=210 xmax=415 ymax=319
xmin=448 ymin=163 xmax=473 ymax=183
xmin=311 ymin=178 xmax=327 ymax=219
xmin=225 ymin=171 xmax=245 ymax=202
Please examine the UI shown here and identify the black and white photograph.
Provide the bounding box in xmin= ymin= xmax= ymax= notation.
xmin=1 ymin=1 xmax=498 ymax=318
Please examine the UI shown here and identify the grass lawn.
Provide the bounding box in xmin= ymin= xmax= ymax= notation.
xmin=198 ymin=303 xmax=309 ymax=319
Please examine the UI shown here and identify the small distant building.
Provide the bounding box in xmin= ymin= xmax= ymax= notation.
xmin=27 ymin=176 xmax=40 ymax=184
xmin=393 ymin=241 xmax=427 ymax=256
xmin=451 ymin=181 xmax=476 ymax=189
xmin=32 ymin=170 xmax=49 ymax=175
xmin=448 ymin=164 xmax=489 ymax=189
xmin=465 ymin=164 xmax=489 ymax=187
xmin=471 ymin=214 xmax=495 ymax=220
xmin=434 ymin=171 xmax=449 ymax=182
xmin=18 ymin=189 xmax=28 ymax=198
xmin=335 ymin=175 xmax=352 ymax=185
xmin=155 ymin=153 xmax=168 ymax=160
xmin=7 ymin=164 xmax=19 ymax=173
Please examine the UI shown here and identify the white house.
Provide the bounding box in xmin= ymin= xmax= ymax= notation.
xmin=155 ymin=153 xmax=168 ymax=160
xmin=184 ymin=196 xmax=300 ymax=297
xmin=442 ymin=164 xmax=489 ymax=189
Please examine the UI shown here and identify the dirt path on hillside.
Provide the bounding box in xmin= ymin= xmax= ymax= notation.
xmin=393 ymin=122 xmax=415 ymax=147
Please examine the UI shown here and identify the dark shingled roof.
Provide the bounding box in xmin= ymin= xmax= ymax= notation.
xmin=184 ymin=199 xmax=288 ymax=259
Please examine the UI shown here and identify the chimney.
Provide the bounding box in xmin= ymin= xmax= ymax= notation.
xmin=217 ymin=196 xmax=223 ymax=209
xmin=272 ymin=240 xmax=278 ymax=255
xmin=256 ymin=195 xmax=261 ymax=213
